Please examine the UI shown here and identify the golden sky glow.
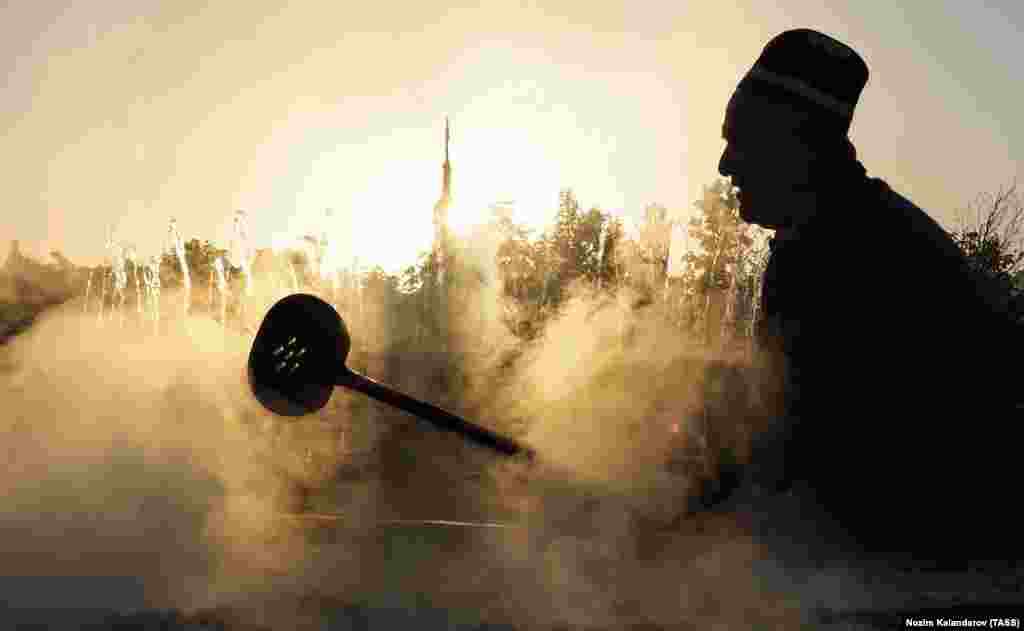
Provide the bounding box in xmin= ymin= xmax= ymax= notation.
xmin=1 ymin=1 xmax=1021 ymax=273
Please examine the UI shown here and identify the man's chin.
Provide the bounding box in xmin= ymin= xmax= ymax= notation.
xmin=740 ymin=205 xmax=785 ymax=230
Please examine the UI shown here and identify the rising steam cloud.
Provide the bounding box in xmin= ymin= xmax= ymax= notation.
xmin=0 ymin=251 xmax=915 ymax=629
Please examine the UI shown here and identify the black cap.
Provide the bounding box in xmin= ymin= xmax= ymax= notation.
xmin=737 ymin=29 xmax=869 ymax=137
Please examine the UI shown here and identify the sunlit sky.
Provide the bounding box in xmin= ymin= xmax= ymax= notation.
xmin=2 ymin=1 xmax=1021 ymax=272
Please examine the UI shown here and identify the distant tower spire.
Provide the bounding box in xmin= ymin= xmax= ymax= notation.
xmin=434 ymin=117 xmax=452 ymax=272
xmin=442 ymin=116 xmax=451 ymax=202
xmin=430 ymin=117 xmax=453 ymax=351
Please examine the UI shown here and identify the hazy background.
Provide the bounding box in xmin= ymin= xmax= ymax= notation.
xmin=3 ymin=4 xmax=1023 ymax=626
xmin=2 ymin=0 xmax=1021 ymax=271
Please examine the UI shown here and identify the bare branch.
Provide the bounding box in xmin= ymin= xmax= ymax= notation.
xmin=954 ymin=180 xmax=1024 ymax=276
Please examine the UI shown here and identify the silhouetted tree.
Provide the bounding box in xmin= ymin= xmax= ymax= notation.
xmin=493 ymin=207 xmax=536 ymax=302
xmin=399 ymin=251 xmax=432 ymax=296
xmin=181 ymin=239 xmax=226 ymax=288
xmin=685 ymin=180 xmax=747 ymax=290
xmin=951 ymin=182 xmax=1024 ymax=321
xmin=598 ymin=215 xmax=625 ymax=289
xmin=576 ymin=206 xmax=606 ymax=284
xmin=684 ymin=179 xmax=753 ymax=346
xmin=637 ymin=203 xmax=673 ymax=287
xmin=550 ymin=189 xmax=582 ymax=293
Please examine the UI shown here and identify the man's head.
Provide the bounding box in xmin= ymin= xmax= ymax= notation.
xmin=719 ymin=29 xmax=869 ymax=229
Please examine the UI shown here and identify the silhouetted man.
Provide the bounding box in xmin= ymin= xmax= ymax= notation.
xmin=718 ymin=29 xmax=1021 ymax=564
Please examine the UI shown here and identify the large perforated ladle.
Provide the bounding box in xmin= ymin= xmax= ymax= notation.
xmin=248 ymin=293 xmax=535 ymax=460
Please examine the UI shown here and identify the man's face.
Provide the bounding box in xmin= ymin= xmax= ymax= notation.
xmin=718 ymin=88 xmax=820 ymax=229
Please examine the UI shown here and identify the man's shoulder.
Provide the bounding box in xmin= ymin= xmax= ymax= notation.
xmin=868 ymin=178 xmax=941 ymax=230
xmin=867 ymin=178 xmax=964 ymax=256
xmin=867 ymin=178 xmax=924 ymax=217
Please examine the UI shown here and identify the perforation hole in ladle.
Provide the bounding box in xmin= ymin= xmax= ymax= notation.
xmin=272 ymin=336 xmax=310 ymax=376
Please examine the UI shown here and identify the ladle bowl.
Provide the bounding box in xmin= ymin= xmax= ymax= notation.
xmin=248 ymin=293 xmax=534 ymax=460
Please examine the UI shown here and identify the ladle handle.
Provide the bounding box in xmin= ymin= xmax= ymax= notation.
xmin=338 ymin=369 xmax=535 ymax=460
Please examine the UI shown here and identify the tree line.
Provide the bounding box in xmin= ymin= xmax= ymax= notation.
xmin=3 ymin=179 xmax=1023 ymax=346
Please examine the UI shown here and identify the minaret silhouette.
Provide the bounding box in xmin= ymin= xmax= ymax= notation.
xmin=433 ymin=117 xmax=451 ymax=279
xmin=443 ymin=116 xmax=451 ymax=198
xmin=431 ymin=117 xmax=452 ymax=352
